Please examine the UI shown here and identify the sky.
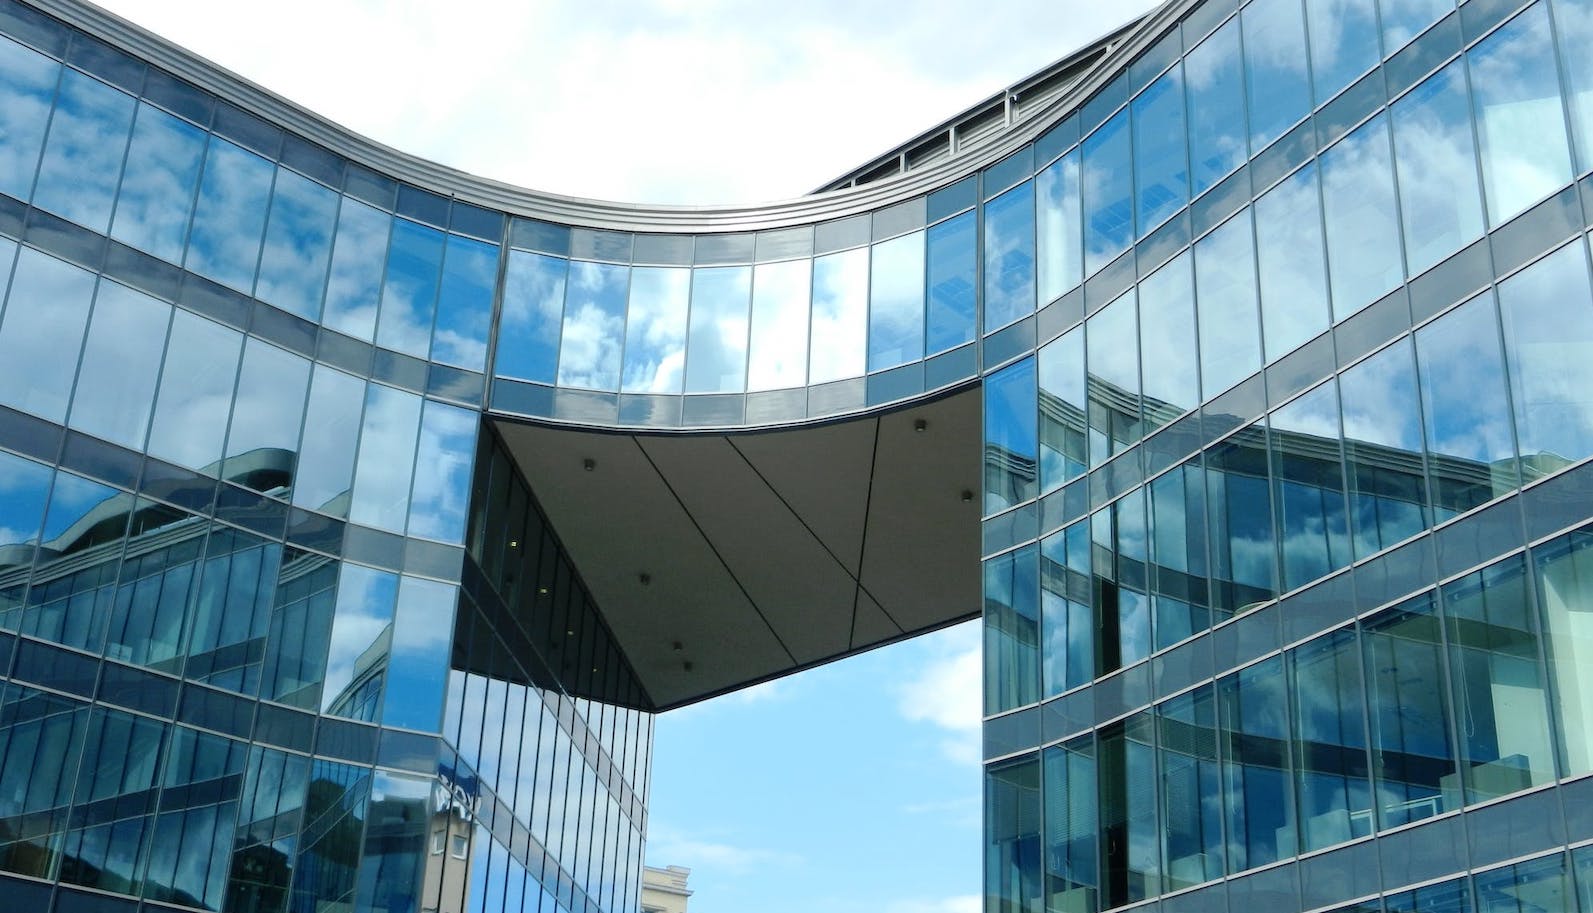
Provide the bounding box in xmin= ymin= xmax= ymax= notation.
xmin=87 ymin=2 xmax=1158 ymax=911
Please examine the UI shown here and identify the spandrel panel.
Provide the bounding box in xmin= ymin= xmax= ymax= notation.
xmin=185 ymin=136 xmax=274 ymax=293
xmin=1306 ymin=0 xmax=1379 ymax=103
xmin=1133 ymin=66 xmax=1189 ymax=236
xmin=147 ymin=309 xmax=243 ymax=473
xmin=867 ymin=230 xmax=925 ymax=372
xmin=1392 ymin=61 xmax=1486 ymax=277
xmin=349 ymin=382 xmax=422 ymax=533
xmin=1361 ymin=593 xmax=1457 ymax=829
xmin=1271 ymin=381 xmax=1350 ymax=592
xmin=0 ymin=34 xmax=58 ymax=201
xmin=497 ymin=249 xmax=566 ymax=385
xmin=255 ymin=166 xmax=339 ymax=322
xmin=1086 ymin=290 xmax=1140 ymax=465
xmin=1322 ymin=113 xmax=1404 ymax=320
xmin=685 ymin=265 xmax=751 ymax=394
xmin=1195 ymin=211 xmax=1261 ymax=398
xmin=1534 ymin=526 xmax=1593 ymax=777
xmin=811 ymin=247 xmax=868 ymax=385
xmin=1218 ymin=655 xmax=1296 ymax=871
xmin=984 ymin=356 xmax=1038 ymax=515
xmin=224 ymin=337 xmax=310 ymax=494
xmin=1290 ymin=626 xmax=1373 ymax=853
xmin=0 ymin=248 xmax=97 ymax=423
xmin=1498 ymin=240 xmax=1593 ymax=479
xmin=622 ymin=266 xmax=689 ymax=394
xmin=1082 ymin=112 xmax=1131 ymax=275
xmin=1382 ymin=0 xmax=1455 ymax=52
xmin=985 ymin=180 xmax=1037 ymax=329
xmin=321 ymin=563 xmax=397 ymax=720
xmin=1558 ymin=0 xmax=1593 ymax=174
xmin=1138 ymin=251 xmax=1198 ymax=431
xmin=1255 ymin=162 xmax=1330 ymax=361
xmin=111 ymin=102 xmax=206 ymax=266
xmin=1036 ymin=150 xmax=1082 ymax=305
xmin=559 ymin=260 xmax=628 ymax=392
xmin=433 ymin=234 xmax=497 ymax=371
xmin=1242 ymin=0 xmax=1312 ymax=153
xmin=408 ymin=399 xmax=476 ymax=544
xmin=32 ymin=68 xmax=134 ymax=233
xmin=1038 ymin=325 xmax=1086 ymax=493
xmin=323 ymin=197 xmax=392 ymax=343
xmin=377 ymin=218 xmax=445 ymax=360
xmin=927 ymin=209 xmax=977 ymax=354
xmin=1186 ymin=19 xmax=1247 ymax=196
xmin=1415 ymin=292 xmax=1519 ymax=518
xmin=747 ymin=258 xmax=810 ymax=391
xmin=68 ymin=280 xmax=170 ymax=451
xmin=293 ymin=364 xmax=365 ymax=517
xmin=1470 ymin=3 xmax=1574 ymax=226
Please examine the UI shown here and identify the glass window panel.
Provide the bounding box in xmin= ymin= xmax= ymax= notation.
xmin=1474 ymin=855 xmax=1569 ymax=913
xmin=0 ymin=34 xmax=58 ymax=201
xmin=1290 ymin=626 xmax=1373 ymax=852
xmin=622 ymin=266 xmax=689 ymax=394
xmin=1082 ymin=112 xmax=1132 ymax=275
xmin=1186 ymin=20 xmax=1247 ymax=195
xmin=986 ymin=180 xmax=1038 ymax=329
xmin=0 ymin=450 xmax=51 ymax=568
xmin=111 ymin=102 xmax=205 ymax=265
xmin=1415 ymin=293 xmax=1519 ymax=517
xmin=1392 ymin=61 xmax=1487 ymax=277
xmin=496 ymin=250 xmax=566 ymax=384
xmin=1532 ymin=526 xmax=1593 ymax=776
xmin=1151 ymin=461 xmax=1211 ymax=649
xmin=1040 ymin=521 xmax=1092 ymax=696
xmin=255 ymin=167 xmax=338 ymax=322
xmin=224 ymin=337 xmax=310 ymax=493
xmin=1243 ymin=0 xmax=1312 ymax=152
xmin=1470 ymin=4 xmax=1574 ymax=225
xmin=868 ymin=231 xmax=925 ymax=372
xmin=1306 ymin=0 xmax=1380 ymax=103
xmin=1255 ymin=163 xmax=1331 ymax=361
xmin=927 ymin=210 xmax=977 ymax=354
xmin=1322 ymin=113 xmax=1404 ymax=320
xmin=1138 ymin=251 xmax=1198 ymax=430
xmin=985 ymin=544 xmax=1040 ymax=715
xmin=1386 ymin=878 xmax=1471 ymax=913
xmin=1038 ymin=325 xmax=1086 ymax=493
xmin=32 ymin=69 xmax=134 ymax=233
xmin=1382 ymin=0 xmax=1455 ymax=52
xmin=321 ymin=563 xmax=398 ymax=720
xmin=1498 ymin=240 xmax=1593 ymax=479
xmin=810 ymin=247 xmax=869 ymax=384
xmin=1340 ymin=340 xmax=1430 ymax=559
xmin=182 ymin=529 xmax=280 ymax=696
xmin=377 ymin=218 xmax=445 ymax=359
xmin=185 ymin=137 xmax=274 ymax=292
xmin=1557 ymin=0 xmax=1593 ymax=174
xmin=747 ymin=258 xmax=810 ymax=391
xmin=1361 ymin=593 xmax=1457 ymax=828
xmin=1043 ymin=737 xmax=1097 ymax=910
xmin=349 ymin=382 xmax=422 ymax=533
xmin=985 ymin=356 xmax=1038 ymax=514
xmin=1036 ymin=150 xmax=1083 ymax=304
xmin=1271 ymin=381 xmax=1350 ymax=592
xmin=1159 ymin=685 xmax=1223 ymax=890
xmin=433 ymin=234 xmax=498 ymax=371
xmin=408 ymin=399 xmax=477 ymax=544
xmin=684 ymin=265 xmax=751 ymax=394
xmin=147 ymin=310 xmax=242 ymax=472
xmin=356 ymin=771 xmax=430 ymax=913
xmin=986 ymin=755 xmax=1043 ymax=913
xmin=1207 ymin=424 xmax=1277 ymax=614
xmin=1103 ymin=489 xmax=1152 ymax=669
xmin=1086 ymin=290 xmax=1140 ymax=465
xmin=0 ymin=248 xmax=97 ymax=423
xmin=1133 ymin=65 xmax=1189 ymax=235
xmin=1099 ymin=714 xmax=1158 ymax=906
xmin=1195 ymin=211 xmax=1262 ymax=398
xmin=69 ymin=281 xmax=170 ymax=451
xmin=1218 ymin=655 xmax=1296 ymax=871
xmin=294 ymin=365 xmax=365 ymax=516
xmin=323 ymin=197 xmax=391 ymax=343
xmin=558 ymin=261 xmax=628 ymax=391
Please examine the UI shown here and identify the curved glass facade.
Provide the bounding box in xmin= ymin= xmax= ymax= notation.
xmin=1 ymin=0 xmax=1592 ymax=911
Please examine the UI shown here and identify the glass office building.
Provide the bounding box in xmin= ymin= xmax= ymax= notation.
xmin=3 ymin=0 xmax=1593 ymax=911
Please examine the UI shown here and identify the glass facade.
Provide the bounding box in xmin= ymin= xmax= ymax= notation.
xmin=2 ymin=0 xmax=1593 ymax=912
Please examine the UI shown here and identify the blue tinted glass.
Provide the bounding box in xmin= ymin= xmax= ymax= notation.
xmin=433 ymin=234 xmax=497 ymax=371
xmin=41 ymin=469 xmax=119 ymax=544
xmin=559 ymin=260 xmax=628 ymax=391
xmin=497 ymin=250 xmax=566 ymax=384
xmin=1196 ymin=212 xmax=1262 ymax=398
xmin=294 ymin=365 xmax=365 ymax=517
xmin=1470 ymin=3 xmax=1574 ymax=225
xmin=1139 ymin=251 xmax=1199 ymax=426
xmin=1392 ymin=61 xmax=1485 ymax=276
xmin=0 ymin=450 xmax=52 ymax=557
xmin=147 ymin=310 xmax=242 ymax=472
xmin=1186 ymin=20 xmax=1247 ymax=195
xmin=225 ymin=337 xmax=310 ymax=490
xmin=1498 ymin=241 xmax=1593 ymax=477
xmin=1307 ymin=0 xmax=1379 ymax=102
xmin=1291 ymin=627 xmax=1372 ymax=852
xmin=323 ymin=197 xmax=391 ymax=342
xmin=622 ymin=266 xmax=689 ymax=394
xmin=1133 ymin=65 xmax=1189 ymax=235
xmin=1340 ymin=340 xmax=1429 ymax=558
xmin=32 ymin=68 xmax=134 ymax=232
xmin=684 ymin=265 xmax=751 ymax=394
xmin=69 ymin=281 xmax=169 ymax=450
xmin=1272 ymin=381 xmax=1350 ymax=590
xmin=1255 ymin=162 xmax=1330 ymax=360
xmin=0 ymin=35 xmax=58 ymax=201
xmin=0 ymin=249 xmax=97 ymax=423
xmin=1087 ymin=290 xmax=1140 ymax=465
xmin=984 ymin=547 xmax=1040 ymax=713
xmin=747 ymin=258 xmax=810 ymax=391
xmin=255 ymin=167 xmax=338 ymax=321
xmin=1036 ymin=149 xmax=1082 ymax=303
xmin=926 ymin=210 xmax=977 ymax=353
xmin=1039 ymin=326 xmax=1085 ymax=493
xmin=377 ymin=218 xmax=445 ymax=359
xmin=811 ymin=247 xmax=868 ymax=384
xmin=408 ymin=399 xmax=476 ymax=544
xmin=1040 ymin=525 xmax=1092 ymax=693
xmin=984 ymin=356 xmax=1038 ymax=514
xmin=350 ymin=382 xmax=422 ymax=532
xmin=1321 ymin=113 xmax=1403 ymax=319
xmin=1243 ymin=0 xmax=1312 ymax=152
xmin=1558 ymin=0 xmax=1593 ymax=173
xmin=868 ymin=231 xmax=925 ymax=372
xmin=111 ymin=102 xmax=206 ymax=264
xmin=984 ymin=180 xmax=1037 ymax=330
xmin=321 ymin=563 xmax=398 ymax=719
xmin=1382 ymin=0 xmax=1454 ymax=51
xmin=1219 ymin=656 xmax=1295 ymax=869
xmin=1082 ymin=112 xmax=1132 ymax=274
xmin=1416 ymin=293 xmax=1519 ymax=516
xmin=185 ymin=136 xmax=274 ymax=292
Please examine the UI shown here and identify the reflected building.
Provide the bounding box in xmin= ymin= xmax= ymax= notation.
xmin=2 ymin=0 xmax=1593 ymax=912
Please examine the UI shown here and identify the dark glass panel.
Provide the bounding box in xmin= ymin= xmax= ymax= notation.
xmin=260 ymin=547 xmax=337 ymax=709
xmin=1040 ymin=521 xmax=1092 ymax=697
xmin=927 ymin=210 xmax=977 ymax=354
xmin=1290 ymin=626 xmax=1372 ymax=853
xmin=1218 ymin=655 xmax=1295 ymax=871
xmin=987 ymin=754 xmax=1043 ymax=913
xmin=1207 ymin=423 xmax=1276 ymax=616
xmin=1159 ymin=685 xmax=1222 ymax=890
xmin=984 ymin=544 xmax=1039 ymax=715
xmin=1361 ymin=593 xmax=1457 ymax=828
xmin=1270 ymin=381 xmax=1350 ymax=592
xmin=1150 ymin=460 xmax=1210 ymax=649
xmin=985 ymin=357 xmax=1039 ymax=514
xmin=1098 ymin=713 xmax=1157 ymax=907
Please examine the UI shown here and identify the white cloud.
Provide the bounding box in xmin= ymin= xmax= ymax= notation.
xmin=645 ymin=828 xmax=802 ymax=871
xmin=894 ymin=620 xmax=982 ymax=765
xmin=884 ymin=895 xmax=982 ymax=913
